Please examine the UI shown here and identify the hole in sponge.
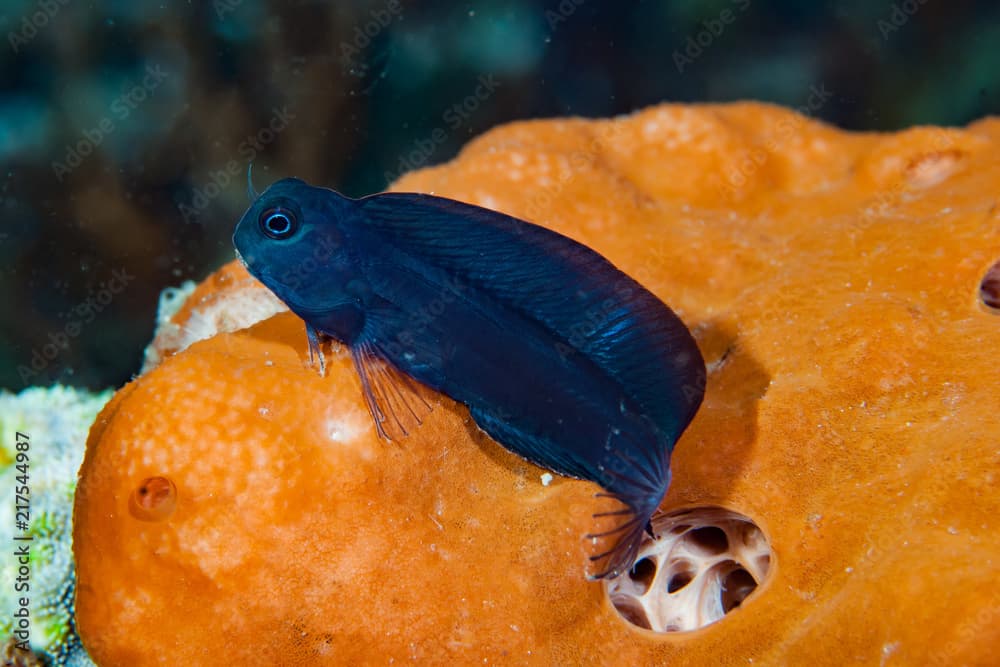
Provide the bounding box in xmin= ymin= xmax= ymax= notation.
xmin=628 ymin=557 xmax=657 ymax=594
xmin=721 ymin=567 xmax=758 ymax=612
xmin=128 ymin=476 xmax=178 ymax=522
xmin=611 ymin=596 xmax=652 ymax=630
xmin=980 ymin=260 xmax=1000 ymax=312
xmin=605 ymin=506 xmax=771 ymax=633
xmin=667 ymin=569 xmax=694 ymax=593
xmin=685 ymin=526 xmax=729 ymax=555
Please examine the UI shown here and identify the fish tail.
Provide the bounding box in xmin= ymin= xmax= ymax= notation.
xmin=586 ymin=493 xmax=661 ymax=580
xmin=585 ymin=431 xmax=671 ymax=579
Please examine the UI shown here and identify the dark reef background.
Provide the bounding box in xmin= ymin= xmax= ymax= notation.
xmin=1 ymin=0 xmax=998 ymax=390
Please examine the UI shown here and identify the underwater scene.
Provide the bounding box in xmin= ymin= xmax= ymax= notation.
xmin=1 ymin=0 xmax=999 ymax=664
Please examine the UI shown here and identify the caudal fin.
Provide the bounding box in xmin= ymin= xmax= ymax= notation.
xmin=586 ymin=493 xmax=658 ymax=579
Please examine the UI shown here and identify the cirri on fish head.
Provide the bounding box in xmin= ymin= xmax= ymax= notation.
xmin=233 ymin=177 xmax=706 ymax=579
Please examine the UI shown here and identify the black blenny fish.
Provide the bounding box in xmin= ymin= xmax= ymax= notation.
xmin=233 ymin=177 xmax=705 ymax=578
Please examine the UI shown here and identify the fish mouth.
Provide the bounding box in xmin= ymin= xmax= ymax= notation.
xmin=234 ymin=247 xmax=249 ymax=270
xmin=233 ymin=246 xmax=275 ymax=288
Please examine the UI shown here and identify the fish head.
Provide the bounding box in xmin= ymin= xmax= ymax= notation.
xmin=233 ymin=177 xmax=363 ymax=314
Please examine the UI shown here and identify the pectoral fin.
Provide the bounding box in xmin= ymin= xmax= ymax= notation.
xmin=350 ymin=339 xmax=434 ymax=441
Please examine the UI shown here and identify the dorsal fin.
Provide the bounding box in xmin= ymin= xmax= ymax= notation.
xmin=359 ymin=193 xmax=706 ymax=442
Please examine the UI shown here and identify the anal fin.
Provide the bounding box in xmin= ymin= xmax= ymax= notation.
xmin=468 ymin=405 xmax=591 ymax=481
xmin=471 ymin=405 xmax=655 ymax=580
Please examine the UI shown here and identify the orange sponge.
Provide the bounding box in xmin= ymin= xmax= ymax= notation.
xmin=74 ymin=103 xmax=1000 ymax=665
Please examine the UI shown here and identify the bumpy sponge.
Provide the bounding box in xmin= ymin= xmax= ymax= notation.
xmin=75 ymin=103 xmax=1000 ymax=665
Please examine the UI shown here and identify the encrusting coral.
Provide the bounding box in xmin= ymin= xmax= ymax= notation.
xmin=0 ymin=386 xmax=107 ymax=666
xmin=74 ymin=103 xmax=1000 ymax=665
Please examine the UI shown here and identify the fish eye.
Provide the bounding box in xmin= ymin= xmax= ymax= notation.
xmin=259 ymin=206 xmax=299 ymax=240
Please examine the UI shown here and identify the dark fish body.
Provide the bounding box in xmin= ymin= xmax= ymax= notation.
xmin=233 ymin=178 xmax=705 ymax=578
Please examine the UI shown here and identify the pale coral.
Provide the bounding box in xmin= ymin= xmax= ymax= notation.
xmin=74 ymin=103 xmax=1000 ymax=665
